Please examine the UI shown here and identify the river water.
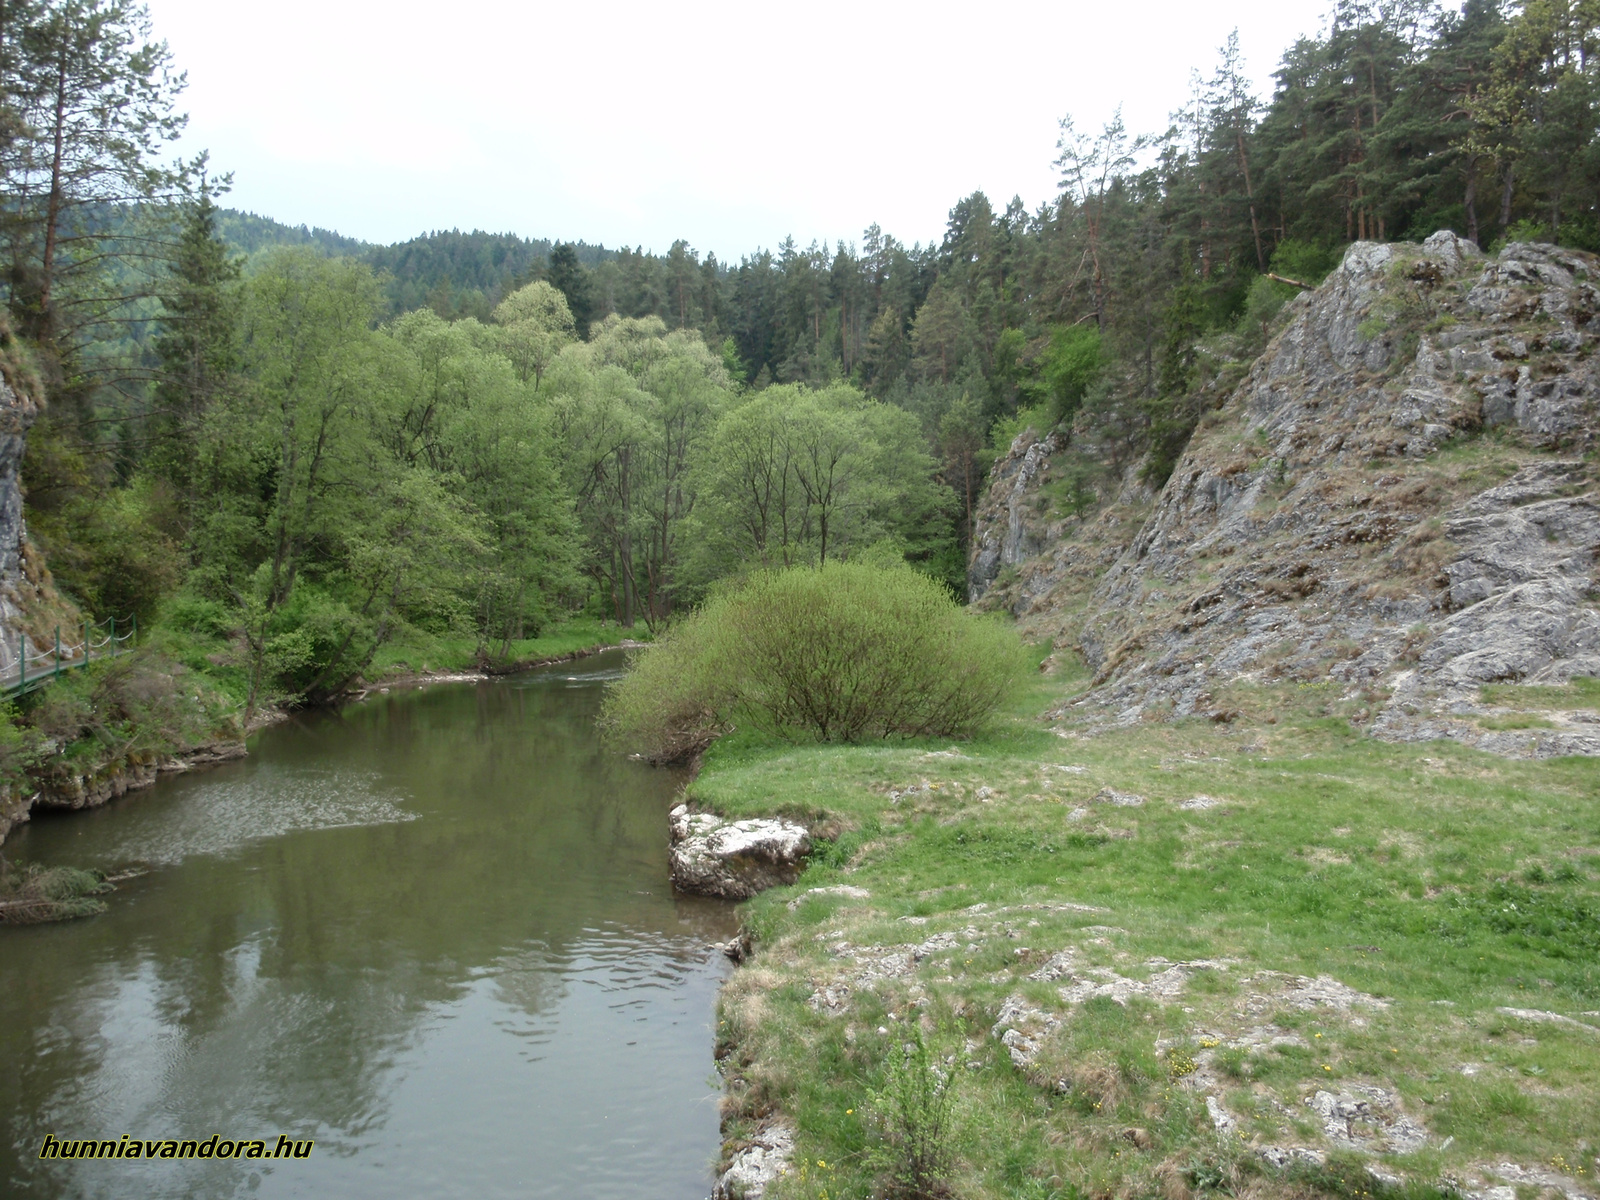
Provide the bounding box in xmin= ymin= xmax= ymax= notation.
xmin=0 ymin=651 xmax=738 ymax=1199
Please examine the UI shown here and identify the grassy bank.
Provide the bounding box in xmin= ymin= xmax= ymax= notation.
xmin=695 ymin=654 xmax=1600 ymax=1199
xmin=365 ymin=617 xmax=641 ymax=680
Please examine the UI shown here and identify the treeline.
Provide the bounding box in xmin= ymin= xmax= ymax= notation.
xmin=130 ymin=208 xmax=956 ymax=710
xmin=451 ymin=0 xmax=1599 ymax=494
xmin=5 ymin=0 xmax=1600 ymax=710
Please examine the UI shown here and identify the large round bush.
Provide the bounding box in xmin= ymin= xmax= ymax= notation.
xmin=603 ymin=563 xmax=1028 ymax=760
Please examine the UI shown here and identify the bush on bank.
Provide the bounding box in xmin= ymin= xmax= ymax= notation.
xmin=602 ymin=563 xmax=1028 ymax=760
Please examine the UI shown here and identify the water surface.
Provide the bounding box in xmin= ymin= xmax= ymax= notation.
xmin=0 ymin=652 xmax=737 ymax=1198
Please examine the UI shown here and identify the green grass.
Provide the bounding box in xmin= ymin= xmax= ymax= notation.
xmin=1481 ymin=676 xmax=1600 ymax=712
xmin=695 ymin=651 xmax=1600 ymax=1199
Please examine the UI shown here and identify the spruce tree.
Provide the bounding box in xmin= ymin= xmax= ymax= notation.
xmin=150 ymin=180 xmax=239 ymax=519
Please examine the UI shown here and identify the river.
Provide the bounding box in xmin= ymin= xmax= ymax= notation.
xmin=0 ymin=651 xmax=739 ymax=1199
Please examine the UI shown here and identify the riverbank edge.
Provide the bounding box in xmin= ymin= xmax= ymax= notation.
xmin=674 ymin=708 xmax=1600 ymax=1200
xmin=0 ymin=635 xmax=649 ymax=852
xmin=0 ymin=740 xmax=248 ymax=848
xmin=348 ymin=638 xmax=649 ymax=699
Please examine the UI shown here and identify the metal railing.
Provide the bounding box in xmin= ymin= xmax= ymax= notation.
xmin=0 ymin=615 xmax=137 ymax=696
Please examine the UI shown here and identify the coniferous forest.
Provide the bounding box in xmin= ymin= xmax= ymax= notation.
xmin=2 ymin=0 xmax=1597 ymax=712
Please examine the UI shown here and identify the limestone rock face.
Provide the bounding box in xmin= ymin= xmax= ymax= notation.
xmin=971 ymin=233 xmax=1600 ymax=758
xmin=0 ymin=367 xmax=39 ymax=681
xmin=969 ymin=430 xmax=1064 ymax=602
xmin=967 ymin=435 xmax=1155 ymax=642
xmin=668 ymin=805 xmax=811 ymax=899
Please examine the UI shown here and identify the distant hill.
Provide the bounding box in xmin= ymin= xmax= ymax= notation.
xmin=215 ymin=210 xmax=613 ymax=319
xmin=215 ymin=210 xmax=372 ymax=259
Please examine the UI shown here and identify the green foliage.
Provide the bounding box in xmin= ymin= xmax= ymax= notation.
xmin=29 ymin=479 xmax=183 ymax=627
xmin=1240 ymin=274 xmax=1295 ymax=336
xmin=988 ymin=404 xmax=1052 ymax=454
xmin=19 ymin=0 xmax=1600 ymax=756
xmin=688 ymin=381 xmax=956 ymax=587
xmin=603 ymin=563 xmax=1028 ymax=758
xmin=1269 ymin=239 xmax=1341 ymax=286
xmin=148 ymin=183 xmax=242 ymax=507
xmin=1040 ymin=325 xmax=1102 ymax=428
xmin=0 ymin=0 xmax=194 ymax=351
xmin=1141 ymin=284 xmax=1212 ymax=487
xmin=491 ymin=280 xmax=575 ymax=388
xmin=547 ymin=243 xmax=595 ymax=337
xmin=0 ymin=862 xmax=112 ymax=925
xmin=866 ymin=1023 xmax=963 ymax=1200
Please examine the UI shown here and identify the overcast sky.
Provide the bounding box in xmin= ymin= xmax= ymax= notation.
xmin=145 ymin=0 xmax=1334 ymax=259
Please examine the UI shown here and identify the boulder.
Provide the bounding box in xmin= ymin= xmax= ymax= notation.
xmin=669 ymin=805 xmax=811 ymax=899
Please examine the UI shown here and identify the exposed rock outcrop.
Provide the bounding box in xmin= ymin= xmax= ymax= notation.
xmin=971 ymin=233 xmax=1600 ymax=757
xmin=711 ymin=1122 xmax=795 ymax=1200
xmin=969 ymin=430 xmax=1064 ymax=601
xmin=969 ymin=431 xmax=1155 ymax=634
xmin=0 ymin=334 xmax=48 ymax=680
xmin=668 ymin=804 xmax=811 ymax=899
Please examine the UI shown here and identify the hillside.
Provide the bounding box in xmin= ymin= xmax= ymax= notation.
xmin=972 ymin=233 xmax=1600 ymax=760
xmin=212 ymin=210 xmax=614 ymax=318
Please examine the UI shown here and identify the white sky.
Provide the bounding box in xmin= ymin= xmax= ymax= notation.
xmin=145 ymin=0 xmax=1334 ymax=259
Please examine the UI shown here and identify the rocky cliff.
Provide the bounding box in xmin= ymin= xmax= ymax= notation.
xmin=972 ymin=232 xmax=1600 ymax=758
xmin=0 ymin=329 xmax=44 ymax=681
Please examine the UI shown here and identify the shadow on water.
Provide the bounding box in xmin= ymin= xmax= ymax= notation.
xmin=0 ymin=649 xmax=738 ymax=1199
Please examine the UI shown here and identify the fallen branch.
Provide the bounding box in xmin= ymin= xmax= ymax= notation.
xmin=1268 ymin=272 xmax=1314 ymax=290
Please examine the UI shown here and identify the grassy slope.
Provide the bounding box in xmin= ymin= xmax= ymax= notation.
xmin=694 ymin=651 xmax=1600 ymax=1200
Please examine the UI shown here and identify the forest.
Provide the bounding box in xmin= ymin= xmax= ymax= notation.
xmin=2 ymin=0 xmax=1598 ymax=711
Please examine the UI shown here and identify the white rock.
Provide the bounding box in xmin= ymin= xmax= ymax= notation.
xmin=712 ymin=1123 xmax=795 ymax=1200
xmin=669 ymin=805 xmax=811 ymax=899
xmin=1093 ymin=787 xmax=1145 ymax=807
xmin=1496 ymin=1006 xmax=1600 ymax=1035
xmin=1205 ymin=1095 xmax=1237 ymax=1135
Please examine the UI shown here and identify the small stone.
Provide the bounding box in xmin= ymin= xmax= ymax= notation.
xmin=1205 ymin=1095 xmax=1237 ymax=1135
xmin=1093 ymin=787 xmax=1145 ymax=807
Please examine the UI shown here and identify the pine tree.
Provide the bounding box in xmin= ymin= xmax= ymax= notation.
xmin=150 ymin=178 xmax=239 ymax=517
xmin=547 ymin=242 xmax=594 ymax=337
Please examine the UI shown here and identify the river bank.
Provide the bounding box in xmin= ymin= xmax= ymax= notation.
xmin=0 ymin=620 xmax=649 ymax=856
xmin=682 ymin=657 xmax=1600 ymax=1200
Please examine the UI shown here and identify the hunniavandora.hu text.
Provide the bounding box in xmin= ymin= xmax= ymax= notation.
xmin=38 ymin=1134 xmax=313 ymax=1160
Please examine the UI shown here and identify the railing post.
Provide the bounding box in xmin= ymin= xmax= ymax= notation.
xmin=110 ymin=615 xmax=116 ymax=655
xmin=84 ymin=619 xmax=90 ymax=665
xmin=19 ymin=639 xmax=24 ymax=691
xmin=54 ymin=627 xmax=60 ymax=678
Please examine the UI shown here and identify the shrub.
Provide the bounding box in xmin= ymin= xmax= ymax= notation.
xmin=602 ymin=563 xmax=1028 ymax=760
xmin=866 ymin=1024 xmax=963 ymax=1199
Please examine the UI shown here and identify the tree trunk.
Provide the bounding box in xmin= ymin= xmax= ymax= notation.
xmin=1236 ymin=130 xmax=1266 ymax=272
xmin=39 ymin=43 xmax=69 ymax=332
xmin=1465 ymin=169 xmax=1479 ymax=245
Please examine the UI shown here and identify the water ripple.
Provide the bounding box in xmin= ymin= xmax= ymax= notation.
xmin=108 ymin=770 xmax=415 ymax=865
